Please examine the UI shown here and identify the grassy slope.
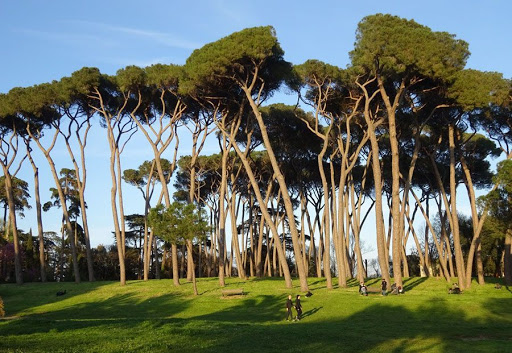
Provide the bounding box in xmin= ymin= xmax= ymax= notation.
xmin=0 ymin=277 xmax=511 ymax=352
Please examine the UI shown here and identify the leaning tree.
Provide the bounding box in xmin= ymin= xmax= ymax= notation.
xmin=182 ymin=26 xmax=309 ymax=291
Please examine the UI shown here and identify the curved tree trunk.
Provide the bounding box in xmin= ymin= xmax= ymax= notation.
xmin=217 ymin=141 xmax=229 ymax=286
xmin=358 ymin=80 xmax=391 ymax=285
xmin=365 ymin=117 xmax=390 ymax=284
xmin=231 ymin=141 xmax=293 ymax=288
xmin=378 ymin=79 xmax=404 ymax=288
xmin=448 ymin=125 xmax=466 ymax=289
xmin=50 ymin=166 xmax=80 ymax=282
xmin=27 ymin=127 xmax=81 ymax=283
xmin=60 ymin=118 xmax=95 ymax=282
xmin=2 ymin=172 xmax=23 ymax=284
xmin=230 ymin=191 xmax=246 ymax=278
xmin=26 ymin=144 xmax=46 ymax=282
xmin=410 ymin=189 xmax=451 ymax=281
xmin=317 ymin=147 xmax=333 ymax=288
xmin=244 ymin=89 xmax=308 ymax=291
xmin=109 ymin=148 xmax=125 ymax=285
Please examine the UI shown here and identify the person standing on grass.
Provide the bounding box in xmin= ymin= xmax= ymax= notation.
xmin=381 ymin=279 xmax=387 ymax=296
xmin=359 ymin=281 xmax=368 ymax=296
xmin=286 ymin=295 xmax=293 ymax=321
xmin=295 ymin=295 xmax=302 ymax=321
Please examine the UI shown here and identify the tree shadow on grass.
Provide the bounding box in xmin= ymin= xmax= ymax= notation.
xmin=188 ymin=297 xmax=512 ymax=353
xmin=2 ymin=280 xmax=512 ymax=352
xmin=0 ymin=291 xmax=191 ymax=337
xmin=300 ymin=306 xmax=322 ymax=319
xmin=0 ymin=281 xmax=113 ymax=316
xmin=402 ymin=277 xmax=428 ymax=292
xmin=194 ymin=294 xmax=283 ymax=323
xmin=307 ymin=279 xmax=327 ymax=287
xmin=345 ymin=277 xmax=428 ymax=294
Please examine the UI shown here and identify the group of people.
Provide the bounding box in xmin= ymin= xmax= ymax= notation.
xmin=359 ymin=279 xmax=404 ymax=296
xmin=285 ymin=294 xmax=302 ymax=321
xmin=284 ymin=279 xmax=406 ymax=322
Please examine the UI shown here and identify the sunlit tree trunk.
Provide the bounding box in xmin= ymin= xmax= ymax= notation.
xmin=447 ymin=124 xmax=466 ymax=289
xmin=59 ymin=113 xmax=95 ymax=281
xmin=28 ymin=125 xmax=80 ymax=283
xmin=2 ymin=172 xmax=22 ymax=284
xmin=377 ymin=77 xmax=405 ymax=288
xmin=504 ymin=231 xmax=512 ymax=286
xmin=411 ymin=189 xmax=450 ymax=281
xmin=25 ymin=141 xmax=46 ymax=282
xmin=358 ymin=80 xmax=390 ymax=285
xmin=229 ymin=189 xmax=245 ymax=278
xmin=90 ymin=87 xmax=137 ymax=286
xmin=216 ymin=127 xmax=231 ymax=286
xmin=242 ymin=87 xmax=308 ymax=291
xmin=230 ymin=140 xmax=293 ymax=287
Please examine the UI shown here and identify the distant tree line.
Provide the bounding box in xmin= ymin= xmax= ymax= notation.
xmin=1 ymin=14 xmax=511 ymax=289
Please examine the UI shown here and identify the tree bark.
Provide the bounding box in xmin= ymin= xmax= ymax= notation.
xmin=448 ymin=124 xmax=466 ymax=289
xmin=27 ymin=125 xmax=81 ymax=283
xmin=504 ymin=230 xmax=512 ymax=286
xmin=377 ymin=77 xmax=405 ymax=288
xmin=359 ymin=86 xmax=390 ymax=285
xmin=229 ymin=191 xmax=246 ymax=278
xmin=243 ymin=88 xmax=308 ymax=291
xmin=60 ymin=116 xmax=95 ymax=282
xmin=231 ymin=140 xmax=293 ymax=288
xmin=2 ymin=172 xmax=23 ymax=284
xmin=26 ymin=144 xmax=46 ymax=282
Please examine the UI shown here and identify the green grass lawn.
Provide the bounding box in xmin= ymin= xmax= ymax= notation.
xmin=1 ymin=276 xmax=511 ymax=352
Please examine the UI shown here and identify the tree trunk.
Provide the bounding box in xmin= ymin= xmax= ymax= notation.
xmin=230 ymin=190 xmax=246 ymax=279
xmin=377 ymin=79 xmax=404 ymax=288
xmin=475 ymin=239 xmax=484 ymax=285
xmin=358 ymin=81 xmax=391 ymax=285
xmin=367 ymin=124 xmax=390 ymax=284
xmin=61 ymin=123 xmax=95 ymax=282
xmin=28 ymin=129 xmax=81 ymax=283
xmin=154 ymin=236 xmax=161 ymax=279
xmin=171 ymin=243 xmax=179 ymax=285
xmin=256 ymin=182 xmax=273 ymax=277
xmin=198 ymin=241 xmax=202 ymax=278
xmin=317 ymin=212 xmax=323 ymax=278
xmin=26 ymin=146 xmax=46 ymax=282
xmin=504 ymin=230 xmax=512 ymax=286
xmin=2 ymin=172 xmax=23 ymax=284
xmin=448 ymin=125 xmax=466 ymax=289
xmin=411 ymin=189 xmax=450 ymax=281
xmin=316 ymin=132 xmax=333 ymax=289
xmin=231 ymin=141 xmax=293 ymax=288
xmin=109 ymin=151 xmax=124 ymax=284
xmin=459 ymin=152 xmax=489 ymax=287
xmin=424 ymin=196 xmax=431 ymax=277
xmin=78 ymin=193 xmax=94 ymax=281
xmin=244 ymin=88 xmax=308 ymax=291
xmin=248 ymin=195 xmax=255 ymax=277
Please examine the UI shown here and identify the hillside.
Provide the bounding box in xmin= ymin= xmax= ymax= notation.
xmin=1 ymin=277 xmax=511 ymax=352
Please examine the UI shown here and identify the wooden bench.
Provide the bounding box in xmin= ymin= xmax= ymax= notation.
xmin=221 ymin=288 xmax=244 ymax=297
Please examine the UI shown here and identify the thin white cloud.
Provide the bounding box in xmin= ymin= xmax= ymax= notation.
xmin=210 ymin=0 xmax=248 ymax=25
xmin=15 ymin=28 xmax=116 ymax=47
xmin=71 ymin=20 xmax=201 ymax=50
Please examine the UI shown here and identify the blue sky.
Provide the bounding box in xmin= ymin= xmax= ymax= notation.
xmin=1 ymin=0 xmax=511 ymax=252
